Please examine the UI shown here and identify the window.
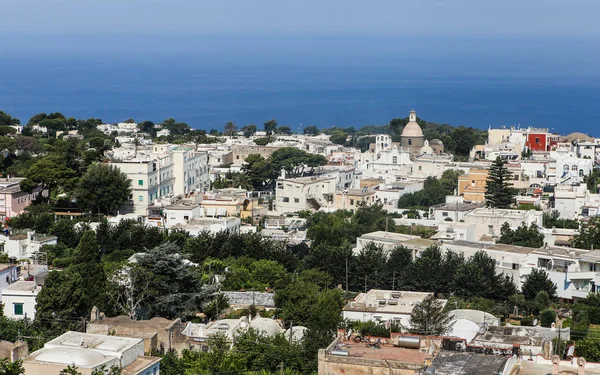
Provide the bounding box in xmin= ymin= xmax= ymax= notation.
xmin=535 ymin=137 xmax=540 ymax=144
xmin=392 ymin=156 xmax=398 ymax=164
xmin=442 ymin=212 xmax=448 ymax=217
xmin=13 ymin=303 xmax=23 ymax=316
xmin=418 ymin=166 xmax=422 ymax=171
xmin=236 ymin=155 xmax=240 ymax=159
xmin=408 ymin=139 xmax=412 ymax=146
xmin=294 ymin=198 xmax=300 ymax=203
xmin=563 ymin=164 xmax=569 ymax=171
xmin=350 ymin=199 xmax=354 ymax=205
xmin=572 ymin=165 xmax=578 ymax=171
xmin=138 ymin=195 xmax=144 ymax=201
xmin=282 ymin=197 xmax=289 ymax=203
xmin=184 ymin=215 xmax=189 ymax=220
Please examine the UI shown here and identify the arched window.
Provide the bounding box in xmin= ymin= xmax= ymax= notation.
xmin=572 ymin=165 xmax=578 ymax=171
xmin=563 ymin=164 xmax=569 ymax=171
xmin=579 ymin=169 xmax=584 ymax=177
xmin=408 ymin=139 xmax=412 ymax=146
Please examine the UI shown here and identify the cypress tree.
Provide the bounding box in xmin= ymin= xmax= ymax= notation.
xmin=485 ymin=157 xmax=516 ymax=208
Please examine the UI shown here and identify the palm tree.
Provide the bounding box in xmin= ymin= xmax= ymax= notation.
xmin=224 ymin=121 xmax=238 ymax=137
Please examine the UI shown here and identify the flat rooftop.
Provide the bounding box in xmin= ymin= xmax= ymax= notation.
xmin=335 ymin=340 xmax=429 ymax=364
xmin=3 ymin=281 xmax=37 ymax=292
xmin=358 ymin=231 xmax=421 ymax=243
xmin=448 ymin=240 xmax=589 ymax=258
xmin=44 ymin=331 xmax=141 ymax=354
xmin=432 ymin=351 xmax=508 ymax=375
xmin=344 ymin=290 xmax=440 ymax=315
xmin=432 ymin=202 xmax=485 ymax=212
xmin=518 ymin=359 xmax=600 ymax=375
xmin=470 ymin=326 xmax=543 ymax=348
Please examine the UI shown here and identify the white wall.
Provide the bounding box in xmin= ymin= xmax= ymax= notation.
xmin=2 ymin=291 xmax=37 ymax=319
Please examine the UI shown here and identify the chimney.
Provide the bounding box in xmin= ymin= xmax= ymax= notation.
xmin=552 ymin=355 xmax=560 ymax=375
xmin=11 ymin=341 xmax=28 ymax=362
xmin=577 ymin=357 xmax=586 ymax=375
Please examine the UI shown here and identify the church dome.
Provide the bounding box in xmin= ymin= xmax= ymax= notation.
xmin=564 ymin=132 xmax=593 ymax=142
xmin=401 ymin=122 xmax=423 ymax=138
xmin=429 ymin=139 xmax=443 ymax=145
xmin=420 ymin=140 xmax=434 ymax=155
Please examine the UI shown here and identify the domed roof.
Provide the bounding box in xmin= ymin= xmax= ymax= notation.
xmin=429 ymin=138 xmax=443 ymax=145
xmin=250 ymin=318 xmax=282 ymax=337
xmin=401 ymin=121 xmax=423 ymax=138
xmin=564 ymin=132 xmax=594 ymax=142
xmin=284 ymin=326 xmax=308 ymax=342
xmin=36 ymin=347 xmax=107 ymax=366
xmin=420 ymin=140 xmax=434 ymax=155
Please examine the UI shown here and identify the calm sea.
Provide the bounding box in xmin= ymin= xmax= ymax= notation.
xmin=0 ymin=34 xmax=599 ymax=135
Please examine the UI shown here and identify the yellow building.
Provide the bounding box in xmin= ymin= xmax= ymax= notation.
xmin=458 ymin=169 xmax=489 ymax=202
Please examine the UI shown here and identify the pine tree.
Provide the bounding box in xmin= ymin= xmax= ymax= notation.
xmin=485 ymin=157 xmax=516 ymax=208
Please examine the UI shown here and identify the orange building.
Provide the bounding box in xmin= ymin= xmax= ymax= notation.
xmin=458 ymin=169 xmax=489 ymax=202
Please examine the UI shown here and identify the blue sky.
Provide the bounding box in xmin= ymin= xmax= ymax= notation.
xmin=2 ymin=0 xmax=599 ymax=36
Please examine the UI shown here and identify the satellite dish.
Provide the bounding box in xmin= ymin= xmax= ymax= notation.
xmin=546 ymin=259 xmax=554 ymax=271
xmin=533 ymin=319 xmax=538 ymax=326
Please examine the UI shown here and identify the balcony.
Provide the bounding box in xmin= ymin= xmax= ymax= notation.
xmin=567 ymin=271 xmax=600 ymax=282
xmin=571 ymin=289 xmax=591 ymax=299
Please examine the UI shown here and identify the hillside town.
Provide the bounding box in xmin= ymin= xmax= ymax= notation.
xmin=1 ymin=109 xmax=600 ymax=374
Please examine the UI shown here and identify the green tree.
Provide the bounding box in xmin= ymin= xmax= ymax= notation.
xmin=521 ymin=269 xmax=557 ymax=300
xmin=275 ymin=280 xmax=343 ymax=332
xmin=575 ymin=338 xmax=600 ymax=362
xmin=90 ymin=365 xmax=121 ymax=375
xmin=263 ymin=119 xmax=278 ymax=136
xmin=485 ymin=157 xmax=516 ymax=208
xmin=540 ymin=309 xmax=556 ymax=328
xmin=0 ymin=111 xmax=20 ymax=126
xmin=74 ymin=163 xmax=132 ymax=215
xmin=0 ymin=359 xmax=24 ymax=375
xmin=224 ymin=121 xmax=238 ymax=137
xmin=278 ymin=126 xmax=292 ymax=135
xmin=59 ymin=365 xmax=81 ymax=375
xmin=21 ymin=155 xmax=77 ymax=199
xmin=329 ymin=131 xmax=347 ymax=145
xmin=572 ymin=216 xmax=600 ymax=250
xmin=497 ymin=222 xmax=545 ymax=248
xmin=135 ymin=243 xmax=209 ymax=318
xmin=106 ymin=263 xmax=155 ymax=320
xmin=303 ymin=126 xmax=319 ymax=136
xmin=241 ymin=124 xmax=257 ymax=137
xmin=410 ymin=295 xmax=455 ymax=335
xmin=36 ymin=232 xmax=107 ymax=329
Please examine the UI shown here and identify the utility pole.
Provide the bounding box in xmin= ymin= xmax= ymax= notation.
xmin=364 ymin=275 xmax=367 ymax=293
xmin=345 ymin=258 xmax=349 ymax=294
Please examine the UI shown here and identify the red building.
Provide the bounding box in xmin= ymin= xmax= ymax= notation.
xmin=526 ymin=132 xmax=548 ymax=151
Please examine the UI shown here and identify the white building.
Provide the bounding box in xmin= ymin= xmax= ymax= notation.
xmin=354 ymin=231 xmax=433 ymax=256
xmin=1 ymin=231 xmax=58 ymax=260
xmin=342 ymin=290 xmax=445 ymax=328
xmin=109 ymin=145 xmax=210 ymax=216
xmin=23 ymin=331 xmax=160 ymax=375
xmin=109 ymin=157 xmax=174 ymax=215
xmin=170 ymin=217 xmax=241 ymax=236
xmin=551 ymin=151 xmax=593 ymax=184
xmin=0 ymin=264 xmax=18 ymax=301
xmin=553 ymin=184 xmax=588 ymax=220
xmin=116 ymin=122 xmax=139 ymax=133
xmin=171 ymin=147 xmax=210 ymax=195
xmin=442 ymin=240 xmax=600 ymax=300
xmin=163 ymin=198 xmax=203 ymax=228
xmin=1 ymin=281 xmax=40 ymax=320
xmin=462 ymin=208 xmax=543 ymax=240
